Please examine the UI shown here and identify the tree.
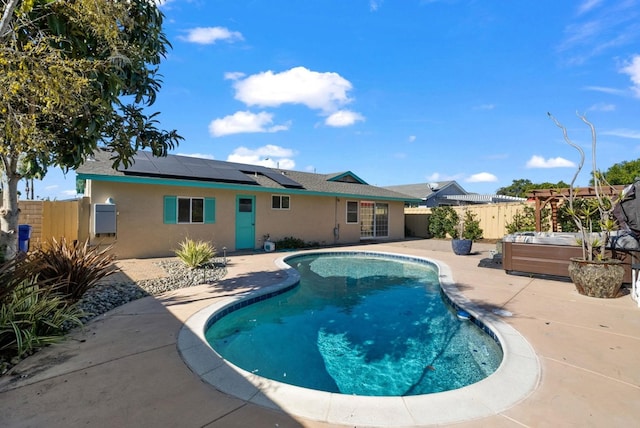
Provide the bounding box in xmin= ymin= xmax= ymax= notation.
xmin=0 ymin=0 xmax=182 ymax=259
xmin=496 ymin=179 xmax=534 ymax=198
xmin=597 ymin=159 xmax=640 ymax=185
xmin=496 ymin=179 xmax=571 ymax=198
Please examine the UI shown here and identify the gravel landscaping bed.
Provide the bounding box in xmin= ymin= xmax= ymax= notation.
xmin=77 ymin=259 xmax=227 ymax=323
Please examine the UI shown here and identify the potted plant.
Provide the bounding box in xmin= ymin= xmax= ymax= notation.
xmin=548 ymin=112 xmax=624 ymax=298
xmin=449 ymin=209 xmax=483 ymax=255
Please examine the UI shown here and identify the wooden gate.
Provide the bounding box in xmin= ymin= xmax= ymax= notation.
xmin=19 ymin=199 xmax=84 ymax=247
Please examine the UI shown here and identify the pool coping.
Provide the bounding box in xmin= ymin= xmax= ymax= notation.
xmin=178 ymin=250 xmax=541 ymax=427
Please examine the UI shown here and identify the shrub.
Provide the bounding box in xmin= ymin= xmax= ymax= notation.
xmin=28 ymin=238 xmax=116 ymax=303
xmin=505 ymin=204 xmax=551 ymax=234
xmin=557 ymin=199 xmax=605 ymax=233
xmin=273 ymin=236 xmax=319 ymax=250
xmin=428 ymin=207 xmax=458 ymax=239
xmin=0 ymin=280 xmax=84 ymax=361
xmin=428 ymin=207 xmax=483 ymax=240
xmin=460 ymin=210 xmax=483 ymax=241
xmin=0 ymin=256 xmax=34 ymax=303
xmin=175 ymin=238 xmax=216 ymax=268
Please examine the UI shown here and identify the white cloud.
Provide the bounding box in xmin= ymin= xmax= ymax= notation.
xmin=577 ymin=0 xmax=602 ymax=15
xmin=557 ymin=3 xmax=638 ymax=65
xmin=180 ymin=27 xmax=243 ymax=45
xmin=44 ymin=184 xmax=59 ymax=190
xmin=325 ymin=110 xmax=365 ymax=127
xmin=224 ymin=71 xmax=246 ymax=81
xmin=61 ymin=189 xmax=77 ymax=196
xmin=232 ymin=66 xmax=354 ymax=113
xmin=466 ymin=172 xmax=498 ymax=183
xmin=408 ymin=135 xmax=416 ymax=143
xmin=621 ymin=54 xmax=640 ymax=97
xmin=474 ymin=104 xmax=496 ymax=110
xmin=226 ymin=145 xmax=296 ymax=169
xmin=425 ymin=172 xmax=464 ymax=182
xmin=208 ymin=111 xmax=290 ymax=137
xmin=584 ymin=86 xmax=627 ymax=96
xmin=526 ymin=155 xmax=576 ymax=168
xmin=177 ymin=153 xmax=215 ymax=160
xmin=370 ymin=0 xmax=383 ymax=11
xmin=601 ymin=128 xmax=640 ymax=139
xmin=588 ymin=102 xmax=616 ymax=111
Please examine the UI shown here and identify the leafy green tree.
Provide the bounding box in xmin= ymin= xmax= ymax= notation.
xmin=0 ymin=0 xmax=181 ymax=259
xmin=496 ymin=179 xmax=534 ymax=198
xmin=496 ymin=179 xmax=571 ymax=197
xmin=595 ymin=159 xmax=640 ymax=185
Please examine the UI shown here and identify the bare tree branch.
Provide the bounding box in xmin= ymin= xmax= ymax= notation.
xmin=0 ymin=0 xmax=20 ymax=40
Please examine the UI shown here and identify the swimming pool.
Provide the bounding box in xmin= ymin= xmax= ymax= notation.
xmin=205 ymin=253 xmax=503 ymax=396
xmin=178 ymin=250 xmax=540 ymax=426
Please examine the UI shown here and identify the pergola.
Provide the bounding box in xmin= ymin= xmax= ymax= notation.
xmin=527 ymin=185 xmax=625 ymax=232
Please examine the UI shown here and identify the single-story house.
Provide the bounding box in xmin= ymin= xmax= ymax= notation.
xmin=75 ymin=150 xmax=420 ymax=258
xmin=384 ymin=181 xmax=525 ymax=207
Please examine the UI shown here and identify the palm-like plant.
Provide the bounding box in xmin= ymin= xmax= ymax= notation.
xmin=175 ymin=238 xmax=216 ymax=268
xmin=28 ymin=238 xmax=116 ymax=302
xmin=1 ymin=278 xmax=84 ymax=361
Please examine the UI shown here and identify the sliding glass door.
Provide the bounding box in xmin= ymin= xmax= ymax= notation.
xmin=360 ymin=201 xmax=389 ymax=239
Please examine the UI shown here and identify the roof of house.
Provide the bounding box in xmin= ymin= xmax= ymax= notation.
xmin=383 ymin=181 xmax=463 ymax=201
xmin=443 ymin=194 xmax=527 ymax=203
xmin=76 ymin=150 xmax=419 ymax=202
xmin=384 ymin=181 xmax=526 ymax=204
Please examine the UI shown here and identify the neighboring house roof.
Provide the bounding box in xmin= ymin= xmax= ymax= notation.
xmin=77 ymin=150 xmax=419 ymax=202
xmin=383 ymin=181 xmax=464 ymax=202
xmin=383 ymin=181 xmax=526 ymax=204
xmin=443 ymin=194 xmax=526 ymax=203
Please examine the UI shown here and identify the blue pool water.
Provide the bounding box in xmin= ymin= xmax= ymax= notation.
xmin=205 ymin=253 xmax=503 ymax=396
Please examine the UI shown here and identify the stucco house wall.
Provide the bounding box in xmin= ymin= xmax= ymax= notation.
xmin=85 ymin=174 xmax=407 ymax=259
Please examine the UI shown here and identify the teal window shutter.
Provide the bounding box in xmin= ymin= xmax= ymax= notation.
xmin=164 ymin=196 xmax=177 ymax=224
xmin=204 ymin=197 xmax=216 ymax=224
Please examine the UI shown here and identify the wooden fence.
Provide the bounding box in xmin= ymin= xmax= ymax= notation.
xmin=18 ymin=199 xmax=82 ymax=247
xmin=405 ymin=202 xmax=535 ymax=240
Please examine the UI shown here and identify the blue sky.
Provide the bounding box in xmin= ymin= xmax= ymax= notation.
xmin=34 ymin=0 xmax=640 ymax=200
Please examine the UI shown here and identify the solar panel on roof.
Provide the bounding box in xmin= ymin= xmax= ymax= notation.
xmin=262 ymin=171 xmax=304 ymax=188
xmin=119 ymin=152 xmax=306 ymax=187
xmin=121 ymin=153 xmax=258 ymax=184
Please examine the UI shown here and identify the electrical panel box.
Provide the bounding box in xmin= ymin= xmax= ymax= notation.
xmin=93 ymin=204 xmax=117 ymax=235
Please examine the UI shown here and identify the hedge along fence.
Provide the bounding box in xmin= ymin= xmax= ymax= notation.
xmin=405 ymin=202 xmax=538 ymax=240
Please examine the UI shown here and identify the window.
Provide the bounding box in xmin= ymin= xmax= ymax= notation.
xmin=346 ymin=201 xmax=359 ymax=223
xmin=272 ymin=195 xmax=290 ymax=210
xmin=239 ymin=198 xmax=253 ymax=212
xmin=164 ymin=196 xmax=215 ymax=224
xmin=178 ymin=197 xmax=203 ymax=223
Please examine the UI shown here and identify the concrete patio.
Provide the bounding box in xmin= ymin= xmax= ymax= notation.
xmin=1 ymin=239 xmax=639 ymax=427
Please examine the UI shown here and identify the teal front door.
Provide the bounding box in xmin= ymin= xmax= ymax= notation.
xmin=235 ymin=196 xmax=255 ymax=249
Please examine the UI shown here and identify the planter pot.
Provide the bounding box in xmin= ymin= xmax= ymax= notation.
xmin=567 ymin=257 xmax=625 ymax=298
xmin=451 ymin=239 xmax=473 ymax=255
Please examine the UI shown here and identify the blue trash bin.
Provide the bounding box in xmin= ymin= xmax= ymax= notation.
xmin=18 ymin=224 xmax=32 ymax=253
